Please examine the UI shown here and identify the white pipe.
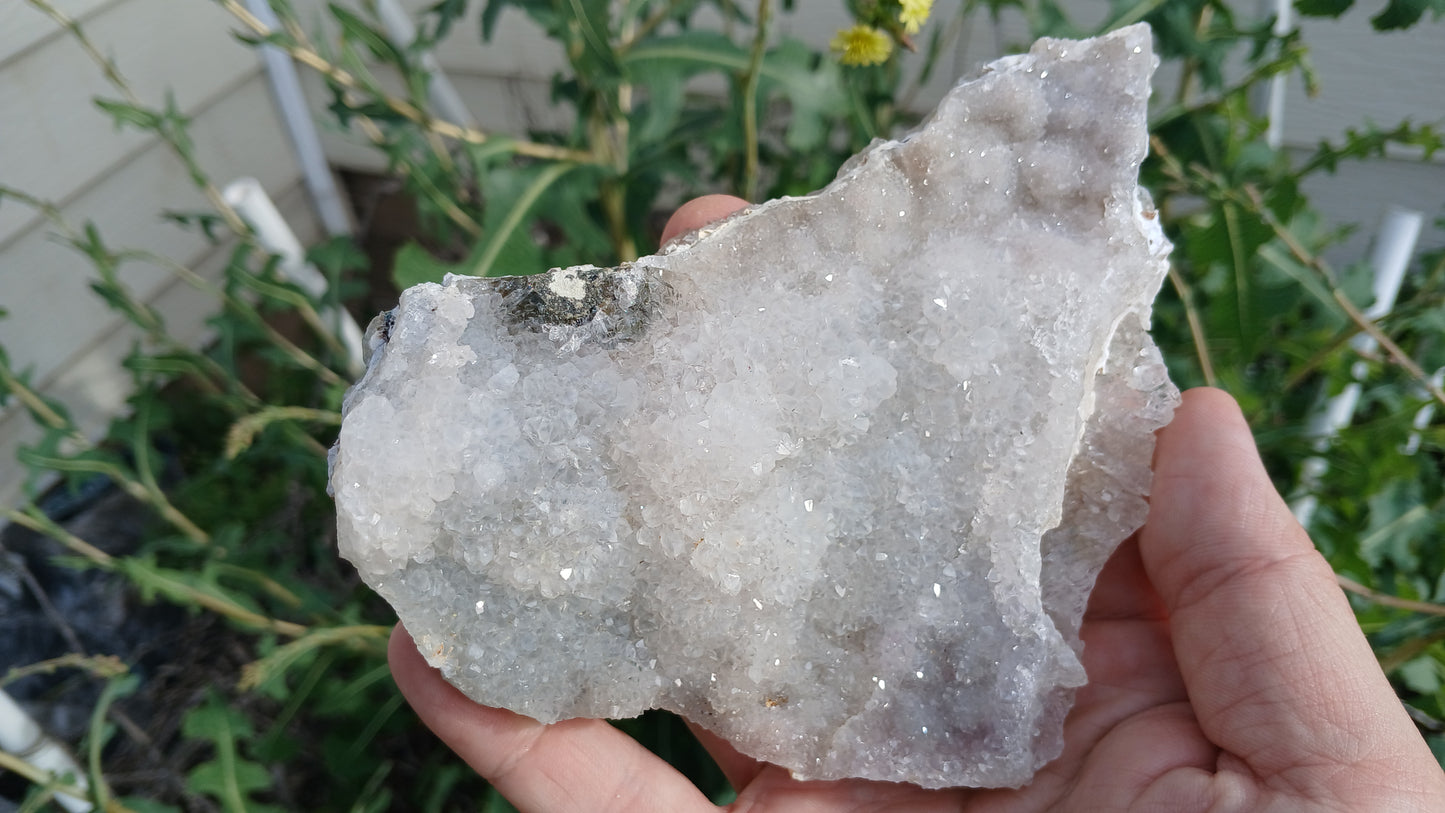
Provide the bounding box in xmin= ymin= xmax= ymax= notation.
xmin=1264 ymin=0 xmax=1292 ymax=149
xmin=224 ymin=178 xmax=366 ymax=377
xmin=1402 ymin=367 xmax=1444 ymax=456
xmin=1292 ymin=207 xmax=1425 ymax=526
xmin=244 ymin=0 xmax=353 ymax=237
xmin=0 ymin=689 xmax=92 ymax=813
xmin=372 ymin=0 xmax=477 ymax=128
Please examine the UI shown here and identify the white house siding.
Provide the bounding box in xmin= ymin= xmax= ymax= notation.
xmin=1285 ymin=6 xmax=1445 ymax=261
xmin=0 ymin=0 xmax=319 ymax=507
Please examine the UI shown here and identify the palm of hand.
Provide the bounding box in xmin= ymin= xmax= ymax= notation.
xmin=709 ymin=537 xmax=1197 ymax=813
xmin=386 ymin=200 xmax=1445 ymax=812
xmin=389 ymin=388 xmax=1445 ymax=812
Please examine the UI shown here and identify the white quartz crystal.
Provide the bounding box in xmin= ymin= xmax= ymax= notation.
xmin=331 ymin=24 xmax=1180 ymax=788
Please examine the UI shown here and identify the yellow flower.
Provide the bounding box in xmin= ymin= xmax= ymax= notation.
xmin=899 ymin=0 xmax=934 ymax=35
xmin=830 ymin=24 xmax=893 ymax=66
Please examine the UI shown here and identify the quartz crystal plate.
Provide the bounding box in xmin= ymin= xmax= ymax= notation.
xmin=330 ymin=23 xmax=1180 ymax=788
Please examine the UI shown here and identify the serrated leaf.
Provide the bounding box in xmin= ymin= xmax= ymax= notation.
xmin=624 ymin=33 xmax=848 ymax=152
xmin=182 ymin=696 xmax=278 ymax=812
xmin=329 ymin=5 xmax=408 ymax=65
xmin=759 ymin=40 xmax=848 ymax=152
xmin=94 ymin=99 xmax=162 ymax=132
xmin=307 ymin=235 xmax=369 ymax=277
xmin=187 ymin=760 xmax=273 ymax=810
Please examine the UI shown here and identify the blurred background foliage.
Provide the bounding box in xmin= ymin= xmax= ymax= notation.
xmin=0 ymin=0 xmax=1443 ymax=809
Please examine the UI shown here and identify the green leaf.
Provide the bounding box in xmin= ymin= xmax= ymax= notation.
xmin=1295 ymin=0 xmax=1354 ymax=17
xmin=624 ymin=33 xmax=848 ymax=152
xmin=1372 ymin=0 xmax=1445 ymax=29
xmin=1360 ymin=479 xmax=1432 ymax=570
xmin=1399 ymin=655 xmax=1442 ymax=694
xmin=632 ymin=70 xmax=685 ymax=148
xmin=759 ymin=39 xmax=848 ymax=152
xmin=119 ymin=800 xmax=182 ymax=813
xmin=307 ymin=236 xmax=369 ymax=277
xmin=473 ymin=162 xmax=577 ymax=277
xmin=421 ymin=0 xmax=470 ymax=44
xmin=94 ymin=98 xmax=162 ymax=132
xmin=330 ymin=5 xmax=408 ymax=64
xmin=481 ymin=787 xmax=521 ymax=813
xmin=391 ymin=241 xmax=460 ymax=289
xmin=187 ymin=760 xmax=274 ymax=812
xmin=481 ymin=0 xmax=561 ymax=41
xmin=182 ymin=695 xmax=284 ymax=813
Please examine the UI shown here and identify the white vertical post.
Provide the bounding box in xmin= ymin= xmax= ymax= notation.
xmin=372 ymin=0 xmax=478 ymax=128
xmin=243 ymin=0 xmax=354 ymax=237
xmin=224 ymin=178 xmax=367 ymax=377
xmin=1265 ymin=0 xmax=1293 ymax=149
xmin=0 ymin=689 xmax=92 ymax=813
xmin=1402 ymin=367 xmax=1444 ymax=456
xmin=1292 ymin=207 xmax=1425 ymax=526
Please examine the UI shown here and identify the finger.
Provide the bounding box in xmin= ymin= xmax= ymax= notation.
xmin=388 ymin=625 xmax=714 ymax=813
xmin=684 ymin=720 xmax=764 ymax=792
xmin=660 ymin=195 xmax=750 ymax=245
xmin=1085 ymin=535 xmax=1168 ymax=623
xmin=1138 ymin=387 xmax=1429 ymax=780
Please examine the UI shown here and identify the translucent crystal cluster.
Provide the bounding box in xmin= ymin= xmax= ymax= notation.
xmin=331 ymin=24 xmax=1179 ymax=788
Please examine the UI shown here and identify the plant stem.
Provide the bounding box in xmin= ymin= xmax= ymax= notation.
xmin=0 ymin=358 xmax=80 ymax=442
xmin=355 ymin=117 xmax=482 ymax=236
xmin=217 ymin=0 xmax=593 ymax=163
xmin=87 ymin=678 xmax=129 ymax=811
xmin=1172 ymin=4 xmax=1214 ymax=106
xmin=135 ymin=253 xmax=346 ymax=389
xmin=1167 ymin=265 xmax=1218 ymax=386
xmin=1380 ymin=625 xmax=1445 ymax=674
xmin=28 ymin=0 xmax=249 ymax=236
xmin=1243 ymin=185 xmax=1445 ymax=409
xmin=0 ymin=750 xmax=137 ymax=813
xmin=0 ymin=655 xmax=128 ymax=689
xmin=118 ymin=559 xmax=308 ymax=637
xmin=0 ymin=188 xmax=275 ymax=407
xmin=1096 ymin=0 xmax=1170 ymax=34
xmin=223 ymin=406 xmax=340 ymax=460
xmin=1150 ymin=41 xmax=1308 ymax=132
xmin=2 ymin=359 xmax=208 ymax=543
xmin=1338 ymin=574 xmax=1445 ymax=617
xmin=591 ymin=99 xmax=636 ymax=261
xmin=621 ymin=0 xmax=687 ymax=51
xmin=238 ymin=624 xmax=390 ymax=690
xmin=2 ymin=507 xmax=113 ymax=567
xmin=740 ymin=0 xmax=772 ymax=202
xmin=1149 ymin=139 xmax=1445 ymax=410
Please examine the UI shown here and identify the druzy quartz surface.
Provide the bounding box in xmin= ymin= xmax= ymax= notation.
xmin=330 ymin=24 xmax=1180 ymax=788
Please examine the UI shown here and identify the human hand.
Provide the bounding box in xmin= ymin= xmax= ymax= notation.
xmin=387 ymin=196 xmax=1445 ymax=811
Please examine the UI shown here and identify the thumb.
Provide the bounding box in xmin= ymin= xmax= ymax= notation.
xmin=1139 ymin=388 xmax=1432 ymax=783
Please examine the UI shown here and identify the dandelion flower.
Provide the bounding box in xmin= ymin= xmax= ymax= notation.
xmin=899 ymin=0 xmax=934 ymax=35
xmin=831 ymin=24 xmax=893 ymax=66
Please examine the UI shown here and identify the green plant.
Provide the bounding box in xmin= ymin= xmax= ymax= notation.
xmin=0 ymin=0 xmax=1442 ymax=809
